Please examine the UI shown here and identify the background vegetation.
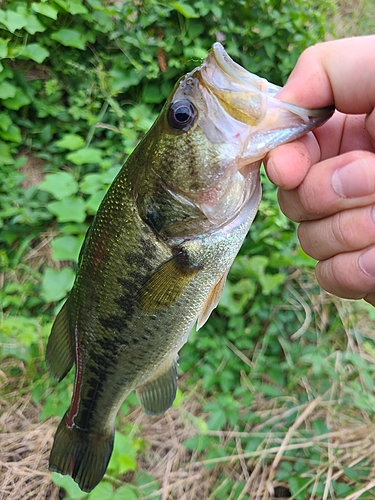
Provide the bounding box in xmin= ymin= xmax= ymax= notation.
xmin=1 ymin=0 xmax=375 ymax=499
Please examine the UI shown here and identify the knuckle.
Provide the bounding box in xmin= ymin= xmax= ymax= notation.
xmin=330 ymin=211 xmax=354 ymax=250
xmin=297 ymin=222 xmax=315 ymax=256
xmin=298 ymin=182 xmax=320 ymax=218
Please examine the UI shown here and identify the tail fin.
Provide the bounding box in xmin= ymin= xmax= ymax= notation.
xmin=49 ymin=413 xmax=114 ymax=492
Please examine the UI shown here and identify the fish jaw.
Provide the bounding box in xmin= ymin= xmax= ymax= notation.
xmin=185 ymin=43 xmax=334 ymax=225
xmin=200 ymin=42 xmax=334 ymax=162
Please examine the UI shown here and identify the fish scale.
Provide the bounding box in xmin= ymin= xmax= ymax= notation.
xmin=46 ymin=42 xmax=334 ymax=492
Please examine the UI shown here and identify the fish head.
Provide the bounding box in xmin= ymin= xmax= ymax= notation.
xmin=137 ymin=43 xmax=334 ymax=233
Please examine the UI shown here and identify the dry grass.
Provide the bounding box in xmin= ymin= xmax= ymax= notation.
xmin=331 ymin=0 xmax=375 ymax=37
xmin=135 ymin=397 xmax=375 ymax=499
xmin=0 ymin=398 xmax=60 ymax=500
xmin=2 ymin=329 xmax=375 ymax=500
xmin=2 ymin=269 xmax=375 ymax=499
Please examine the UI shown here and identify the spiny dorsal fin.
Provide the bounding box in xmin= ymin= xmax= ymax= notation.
xmin=46 ymin=299 xmax=74 ymax=381
xmin=136 ymin=357 xmax=178 ymax=416
xmin=196 ymin=269 xmax=229 ymax=330
xmin=137 ymin=252 xmax=200 ymax=312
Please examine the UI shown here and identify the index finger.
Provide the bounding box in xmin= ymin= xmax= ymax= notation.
xmin=265 ymin=111 xmax=346 ymax=189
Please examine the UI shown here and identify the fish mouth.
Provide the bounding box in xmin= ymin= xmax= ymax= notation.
xmin=200 ymin=42 xmax=334 ymax=130
xmin=191 ymin=43 xmax=334 ymax=226
xmin=200 ymin=43 xmax=268 ymax=125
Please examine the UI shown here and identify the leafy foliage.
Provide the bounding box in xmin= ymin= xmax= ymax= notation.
xmin=0 ymin=0 xmax=334 ymax=317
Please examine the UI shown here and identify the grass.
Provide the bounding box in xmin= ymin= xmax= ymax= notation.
xmin=331 ymin=0 xmax=375 ymax=37
xmin=3 ymin=270 xmax=375 ymax=499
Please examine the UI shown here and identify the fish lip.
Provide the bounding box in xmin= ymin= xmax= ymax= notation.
xmin=209 ymin=42 xmax=258 ymax=88
xmin=201 ymin=42 xmax=266 ymax=92
xmin=201 ymin=43 xmax=335 ymax=121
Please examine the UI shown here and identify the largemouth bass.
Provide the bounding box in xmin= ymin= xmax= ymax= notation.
xmin=46 ymin=42 xmax=333 ymax=492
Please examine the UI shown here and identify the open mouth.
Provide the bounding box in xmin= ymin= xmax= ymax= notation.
xmin=200 ymin=43 xmax=334 ymax=126
xmin=199 ymin=43 xmax=268 ymax=125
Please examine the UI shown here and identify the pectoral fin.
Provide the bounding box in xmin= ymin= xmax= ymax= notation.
xmin=46 ymin=299 xmax=75 ymax=381
xmin=196 ymin=269 xmax=229 ymax=330
xmin=137 ymin=251 xmax=200 ymax=312
xmin=136 ymin=358 xmax=178 ymax=416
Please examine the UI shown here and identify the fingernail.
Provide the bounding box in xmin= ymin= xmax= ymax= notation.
xmin=359 ymin=246 xmax=375 ymax=277
xmin=332 ymin=159 xmax=373 ymax=198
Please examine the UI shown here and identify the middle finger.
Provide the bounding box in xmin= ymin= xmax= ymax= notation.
xmin=278 ymin=150 xmax=375 ymax=222
xmin=298 ymin=204 xmax=375 ymax=261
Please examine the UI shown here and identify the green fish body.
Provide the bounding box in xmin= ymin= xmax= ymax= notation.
xmin=46 ymin=43 xmax=333 ymax=492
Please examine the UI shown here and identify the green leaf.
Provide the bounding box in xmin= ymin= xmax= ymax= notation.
xmin=135 ymin=471 xmax=159 ymax=497
xmin=2 ymin=87 xmax=31 ymax=109
xmin=0 ymin=123 xmax=22 ymax=143
xmin=0 ymin=140 xmax=13 ymax=165
xmin=0 ymin=80 xmax=17 ymax=99
xmin=183 ymin=434 xmax=211 ymax=451
xmin=51 ymin=29 xmax=86 ymax=50
xmin=171 ymin=2 xmax=199 ymax=18
xmin=51 ymin=235 xmax=83 ymax=262
xmin=66 ymin=0 xmax=89 ymax=15
xmin=20 ymin=43 xmax=49 ymax=63
xmin=210 ymin=5 xmax=222 ymax=19
xmin=259 ymin=272 xmax=285 ymax=295
xmin=331 ymin=481 xmax=353 ymax=496
xmin=80 ymin=173 xmax=103 ymax=195
xmin=108 ymin=433 xmax=138 ymax=476
xmin=113 ymin=485 xmax=138 ymax=500
xmin=0 ymin=113 xmax=12 ymax=131
xmin=55 ymin=133 xmax=85 ymax=151
xmin=31 ymin=2 xmax=59 ymax=19
xmin=25 ymin=13 xmax=46 ymax=34
xmin=108 ymin=66 xmax=143 ymax=93
xmin=39 ymin=172 xmax=79 ymax=199
xmin=0 ymin=10 xmax=28 ymax=33
xmin=0 ymin=38 xmax=9 ymax=58
xmin=51 ymin=473 xmax=87 ymax=499
xmin=85 ymin=191 xmax=105 ymax=214
xmin=204 ymin=448 xmax=227 ymax=469
xmin=87 ymin=481 xmax=113 ymax=500
xmin=67 ymin=147 xmax=103 ymax=165
xmin=288 ymin=476 xmax=311 ymax=500
xmin=41 ymin=267 xmax=75 ymax=302
xmin=207 ymin=408 xmax=227 ymax=430
xmin=47 ymin=197 xmax=86 ymax=223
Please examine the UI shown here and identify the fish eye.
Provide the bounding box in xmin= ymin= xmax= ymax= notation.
xmin=167 ymin=100 xmax=196 ymax=131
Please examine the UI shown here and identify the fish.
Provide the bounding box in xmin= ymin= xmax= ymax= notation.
xmin=46 ymin=42 xmax=334 ymax=492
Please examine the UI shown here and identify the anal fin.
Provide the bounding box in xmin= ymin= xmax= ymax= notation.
xmin=196 ymin=269 xmax=229 ymax=330
xmin=137 ymin=251 xmax=200 ymax=312
xmin=46 ymin=299 xmax=74 ymax=381
xmin=136 ymin=358 xmax=178 ymax=416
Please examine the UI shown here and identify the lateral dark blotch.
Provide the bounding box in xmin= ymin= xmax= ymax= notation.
xmin=99 ymin=313 xmax=129 ymax=333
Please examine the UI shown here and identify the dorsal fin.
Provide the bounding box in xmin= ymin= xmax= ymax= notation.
xmin=137 ymin=252 xmax=201 ymax=312
xmin=46 ymin=299 xmax=75 ymax=381
xmin=136 ymin=357 xmax=178 ymax=416
xmin=196 ymin=269 xmax=229 ymax=330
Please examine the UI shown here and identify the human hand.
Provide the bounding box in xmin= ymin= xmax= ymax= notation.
xmin=264 ymin=36 xmax=375 ymax=305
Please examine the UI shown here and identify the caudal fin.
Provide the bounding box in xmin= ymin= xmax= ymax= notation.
xmin=49 ymin=413 xmax=114 ymax=492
